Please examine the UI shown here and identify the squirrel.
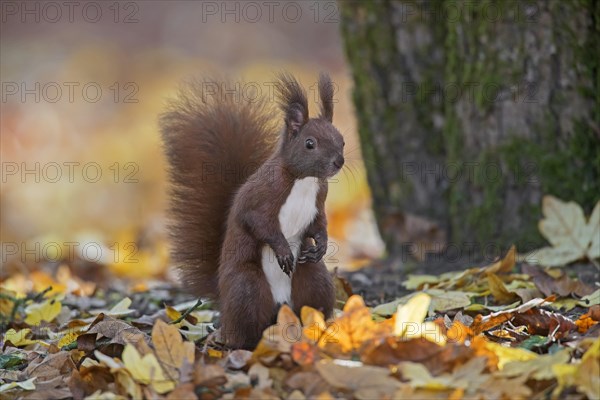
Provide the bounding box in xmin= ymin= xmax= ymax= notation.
xmin=160 ymin=72 xmax=345 ymax=349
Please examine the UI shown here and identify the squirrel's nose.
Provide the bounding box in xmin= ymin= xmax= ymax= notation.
xmin=333 ymin=155 xmax=344 ymax=169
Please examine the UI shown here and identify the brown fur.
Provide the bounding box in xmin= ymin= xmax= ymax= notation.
xmin=161 ymin=73 xmax=344 ymax=349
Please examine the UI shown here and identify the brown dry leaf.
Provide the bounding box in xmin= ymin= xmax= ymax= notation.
xmin=362 ymin=336 xmax=474 ymax=376
xmin=528 ymin=196 xmax=600 ymax=266
xmin=522 ymin=264 xmax=595 ymax=297
xmin=333 ymin=272 xmax=353 ymax=304
xmin=315 ymin=360 xmax=402 ymax=398
xmin=471 ymin=297 xmax=553 ymax=334
xmin=512 ymin=308 xmax=577 ymax=338
xmin=193 ymin=363 xmax=227 ymax=387
xmin=88 ymin=314 xmax=149 ymax=347
xmin=285 ymin=371 xmax=329 ymax=398
xmin=24 ymin=351 xmax=75 ymax=384
xmin=166 ymin=383 xmax=198 ymax=400
xmin=151 ymin=319 xmax=195 ymax=380
xmin=68 ymin=367 xmax=113 ymax=399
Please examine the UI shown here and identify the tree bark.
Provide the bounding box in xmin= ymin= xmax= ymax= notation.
xmin=340 ymin=0 xmax=600 ymax=260
xmin=340 ymin=1 xmax=449 ymax=258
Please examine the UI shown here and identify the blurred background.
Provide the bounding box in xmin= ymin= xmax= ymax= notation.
xmin=1 ymin=1 xmax=382 ymax=294
xmin=2 ymin=1 xmax=598 ymax=298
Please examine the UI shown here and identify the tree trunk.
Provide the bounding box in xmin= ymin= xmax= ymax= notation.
xmin=340 ymin=1 xmax=449 ymax=259
xmin=340 ymin=0 xmax=600 ymax=261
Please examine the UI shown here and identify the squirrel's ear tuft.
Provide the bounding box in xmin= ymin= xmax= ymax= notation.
xmin=276 ymin=72 xmax=308 ymax=136
xmin=286 ymin=103 xmax=306 ymax=136
xmin=318 ymin=72 xmax=334 ymax=122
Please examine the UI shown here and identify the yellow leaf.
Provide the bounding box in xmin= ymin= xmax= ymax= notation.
xmin=487 ymin=274 xmax=518 ymax=304
xmin=122 ymin=344 xmax=175 ymax=394
xmin=0 ymin=287 xmax=17 ymax=317
xmin=165 ymin=306 xmax=182 ymax=322
xmin=318 ymin=295 xmax=374 ymax=353
xmin=152 ymin=320 xmax=195 ymax=380
xmin=207 ymin=348 xmax=223 ymax=358
xmin=484 ymin=341 xmax=537 ymax=370
xmin=58 ymin=330 xmax=80 ymax=348
xmin=114 ymin=370 xmax=142 ymax=399
xmin=24 ymin=298 xmax=62 ymax=325
xmin=4 ymin=328 xmax=38 ymax=346
xmin=394 ymin=293 xmax=430 ymax=336
xmin=553 ymin=338 xmax=600 ymax=399
xmin=500 ymin=349 xmax=570 ymax=380
xmin=301 ymin=306 xmax=326 ymax=343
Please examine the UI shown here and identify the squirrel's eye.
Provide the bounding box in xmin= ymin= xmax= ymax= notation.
xmin=305 ymin=138 xmax=315 ymax=149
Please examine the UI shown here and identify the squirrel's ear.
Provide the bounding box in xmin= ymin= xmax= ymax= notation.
xmin=318 ymin=72 xmax=334 ymax=122
xmin=276 ymin=72 xmax=309 ymax=137
xmin=286 ymin=103 xmax=306 ymax=136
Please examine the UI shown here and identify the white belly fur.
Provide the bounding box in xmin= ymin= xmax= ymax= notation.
xmin=261 ymin=177 xmax=319 ymax=305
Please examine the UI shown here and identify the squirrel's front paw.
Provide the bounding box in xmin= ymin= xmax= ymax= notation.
xmin=298 ymin=233 xmax=327 ymax=264
xmin=276 ymin=250 xmax=295 ymax=276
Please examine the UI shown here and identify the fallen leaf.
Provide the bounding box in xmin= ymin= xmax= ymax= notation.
xmin=373 ymin=290 xmax=474 ymax=317
xmin=193 ymin=363 xmax=226 ymax=387
xmin=165 ymin=306 xmax=182 ymax=322
xmin=121 ymin=344 xmax=175 ymax=394
xmin=291 ymin=342 xmax=319 ymax=366
xmin=394 ymin=293 xmax=446 ymax=345
xmin=499 ymin=349 xmax=570 ymax=380
xmin=513 ymin=308 xmax=577 ymax=338
xmin=0 ymin=377 xmax=36 ymax=393
xmin=553 ymin=338 xmax=600 ymax=398
xmin=24 ymin=298 xmax=62 ymax=325
xmin=226 ymin=350 xmax=252 ymax=370
xmin=487 ymin=274 xmax=519 ymax=304
xmin=165 ymin=382 xmax=197 ymax=400
xmin=248 ymin=363 xmax=273 ymax=389
xmin=254 ymin=304 xmax=302 ymax=360
xmin=88 ymin=314 xmax=148 ymax=346
xmin=3 ymin=328 xmax=41 ymax=347
xmin=151 ymin=319 xmax=194 ymax=380
xmin=483 ymin=341 xmax=537 ymax=370
xmin=528 ymin=197 xmax=600 ymax=266
xmin=91 ymin=298 xmax=135 ymax=318
xmin=301 ymin=306 xmax=327 ymax=343
xmin=315 ymin=360 xmax=402 ymax=396
xmin=522 ymin=264 xmax=594 ymax=297
xmin=471 ymin=297 xmax=553 ymax=334
xmin=318 ymin=295 xmax=376 ymax=354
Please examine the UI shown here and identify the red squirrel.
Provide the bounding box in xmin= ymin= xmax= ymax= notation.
xmin=161 ymin=73 xmax=344 ymax=349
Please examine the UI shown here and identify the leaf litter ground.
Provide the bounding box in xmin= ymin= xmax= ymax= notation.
xmin=1 ymin=197 xmax=599 ymax=399
xmin=2 ymin=250 xmax=598 ymax=399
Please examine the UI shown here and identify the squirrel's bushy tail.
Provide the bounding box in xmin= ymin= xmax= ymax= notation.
xmin=160 ymin=80 xmax=278 ymax=299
